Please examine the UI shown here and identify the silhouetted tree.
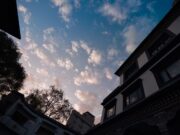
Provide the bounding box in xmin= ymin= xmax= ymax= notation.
xmin=26 ymin=86 xmax=73 ymax=123
xmin=0 ymin=31 xmax=26 ymax=94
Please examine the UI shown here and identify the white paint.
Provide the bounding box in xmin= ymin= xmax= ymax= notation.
xmin=100 ymin=108 xmax=105 ymax=123
xmin=115 ymin=93 xmax=123 ymax=115
xmin=141 ymin=70 xmax=159 ymax=97
xmin=120 ymin=74 xmax=124 ymax=85
xmin=137 ymin=52 xmax=148 ymax=68
xmin=168 ymin=16 xmax=180 ymax=35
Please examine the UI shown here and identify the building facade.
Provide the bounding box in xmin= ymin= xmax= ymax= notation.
xmin=86 ymin=1 xmax=180 ymax=135
xmin=0 ymin=91 xmax=79 ymax=135
xmin=67 ymin=110 xmax=94 ymax=134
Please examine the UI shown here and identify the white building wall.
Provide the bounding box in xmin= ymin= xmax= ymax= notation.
xmin=137 ymin=52 xmax=149 ymax=68
xmin=120 ymin=74 xmax=124 ymax=85
xmin=100 ymin=108 xmax=105 ymax=123
xmin=168 ymin=16 xmax=180 ymax=35
xmin=115 ymin=94 xmax=123 ymax=115
xmin=140 ymin=70 xmax=159 ymax=97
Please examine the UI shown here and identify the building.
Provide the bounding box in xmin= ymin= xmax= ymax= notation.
xmin=67 ymin=110 xmax=94 ymax=134
xmin=86 ymin=1 xmax=180 ymax=135
xmin=0 ymin=91 xmax=79 ymax=135
xmin=0 ymin=0 xmax=21 ymax=39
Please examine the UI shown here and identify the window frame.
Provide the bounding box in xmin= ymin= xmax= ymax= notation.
xmin=122 ymin=79 xmax=145 ymax=109
xmin=146 ymin=30 xmax=175 ymax=59
xmin=151 ymin=45 xmax=180 ymax=87
xmin=103 ymin=99 xmax=117 ymax=120
xmin=124 ymin=61 xmax=139 ymax=82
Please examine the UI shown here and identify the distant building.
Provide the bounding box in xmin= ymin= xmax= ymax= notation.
xmin=67 ymin=110 xmax=94 ymax=134
xmin=86 ymin=1 xmax=180 ymax=135
xmin=0 ymin=91 xmax=79 ymax=135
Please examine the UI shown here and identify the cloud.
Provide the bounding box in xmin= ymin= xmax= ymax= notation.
xmin=80 ymin=41 xmax=91 ymax=54
xmin=123 ymin=16 xmax=154 ymax=54
xmin=51 ymin=0 xmax=72 ymax=22
xmin=18 ymin=5 xmax=27 ymax=13
xmin=88 ymin=50 xmax=102 ymax=66
xmin=71 ymin=41 xmax=79 ymax=53
xmin=43 ymin=43 xmax=55 ymax=53
xmin=107 ymin=48 xmax=118 ymax=59
xmin=99 ymin=3 xmax=126 ymax=23
xmin=43 ymin=27 xmax=57 ymax=53
xmin=57 ymin=58 xmax=74 ymax=70
xmin=18 ymin=4 xmax=31 ymax=25
xmin=74 ymin=0 xmax=81 ymax=8
xmin=74 ymin=90 xmax=99 ymax=113
xmin=123 ymin=25 xmax=137 ymax=54
xmin=74 ymin=67 xmax=99 ymax=86
xmin=104 ymin=68 xmax=113 ymax=80
xmin=36 ymin=68 xmax=49 ymax=76
xmin=146 ymin=1 xmax=156 ymax=13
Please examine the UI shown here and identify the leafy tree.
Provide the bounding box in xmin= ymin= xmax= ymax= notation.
xmin=26 ymin=86 xmax=73 ymax=123
xmin=0 ymin=31 xmax=26 ymax=94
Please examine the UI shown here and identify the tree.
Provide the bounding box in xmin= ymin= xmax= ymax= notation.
xmin=26 ymin=86 xmax=73 ymax=123
xmin=0 ymin=31 xmax=26 ymax=94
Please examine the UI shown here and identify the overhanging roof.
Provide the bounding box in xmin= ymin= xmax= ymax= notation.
xmin=0 ymin=0 xmax=21 ymax=39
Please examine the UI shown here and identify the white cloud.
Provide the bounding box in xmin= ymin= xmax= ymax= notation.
xmin=71 ymin=41 xmax=79 ymax=53
xmin=104 ymin=68 xmax=113 ymax=80
xmin=107 ymin=48 xmax=118 ymax=59
xmin=123 ymin=25 xmax=137 ymax=54
xmin=74 ymin=67 xmax=99 ymax=86
xmin=99 ymin=3 xmax=126 ymax=23
xmin=36 ymin=68 xmax=49 ymax=76
xmin=74 ymin=0 xmax=81 ymax=8
xmin=57 ymin=58 xmax=74 ymax=70
xmin=18 ymin=4 xmax=31 ymax=25
xmin=80 ymin=41 xmax=91 ymax=54
xmin=127 ymin=0 xmax=142 ymax=8
xmin=66 ymin=40 xmax=91 ymax=56
xmin=43 ymin=43 xmax=55 ymax=53
xmin=74 ymin=90 xmax=99 ymax=113
xmin=88 ymin=50 xmax=102 ymax=65
xmin=18 ymin=5 xmax=27 ymax=13
xmin=123 ymin=17 xmax=154 ymax=54
xmin=43 ymin=27 xmax=57 ymax=53
xmin=51 ymin=0 xmax=72 ymax=22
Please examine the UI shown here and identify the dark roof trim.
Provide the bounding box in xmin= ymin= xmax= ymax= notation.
xmin=0 ymin=0 xmax=21 ymax=39
xmin=115 ymin=1 xmax=180 ymax=76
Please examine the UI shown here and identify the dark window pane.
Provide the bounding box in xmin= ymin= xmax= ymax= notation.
xmin=36 ymin=126 xmax=54 ymax=135
xmin=11 ymin=111 xmax=28 ymax=126
xmin=167 ymin=59 xmax=180 ymax=78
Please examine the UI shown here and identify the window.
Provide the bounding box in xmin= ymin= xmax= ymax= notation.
xmin=148 ymin=31 xmax=175 ymax=57
xmin=36 ymin=122 xmax=56 ymax=135
xmin=124 ymin=62 xmax=138 ymax=81
xmin=123 ymin=80 xmax=144 ymax=108
xmin=106 ymin=106 xmax=115 ymax=118
xmin=104 ymin=99 xmax=116 ymax=120
xmin=11 ymin=111 xmax=28 ymax=125
xmin=36 ymin=126 xmax=54 ymax=135
xmin=159 ymin=59 xmax=180 ymax=83
xmin=152 ymin=49 xmax=180 ymax=86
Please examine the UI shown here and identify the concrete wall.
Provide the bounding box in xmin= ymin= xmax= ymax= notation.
xmin=137 ymin=52 xmax=148 ymax=68
xmin=140 ymin=70 xmax=159 ymax=97
xmin=168 ymin=16 xmax=180 ymax=35
xmin=0 ymin=100 xmax=75 ymax=135
xmin=115 ymin=94 xmax=123 ymax=115
xmin=120 ymin=74 xmax=124 ymax=85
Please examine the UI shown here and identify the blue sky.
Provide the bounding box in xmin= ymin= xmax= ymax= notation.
xmin=16 ymin=0 xmax=173 ymax=123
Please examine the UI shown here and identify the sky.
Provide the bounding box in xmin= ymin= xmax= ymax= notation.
xmin=16 ymin=0 xmax=173 ymax=124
